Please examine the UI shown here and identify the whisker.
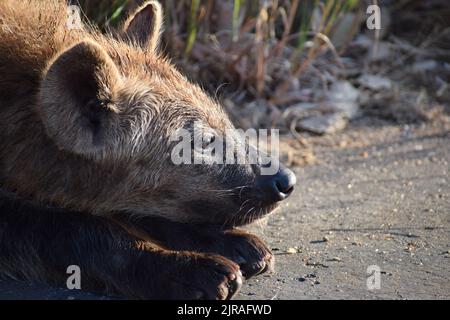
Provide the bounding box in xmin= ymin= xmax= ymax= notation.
xmin=242 ymin=206 xmax=255 ymax=225
xmin=238 ymin=185 xmax=249 ymax=200
xmin=237 ymin=199 xmax=251 ymax=213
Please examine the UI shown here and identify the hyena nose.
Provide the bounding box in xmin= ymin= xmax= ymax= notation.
xmin=256 ymin=168 xmax=296 ymax=203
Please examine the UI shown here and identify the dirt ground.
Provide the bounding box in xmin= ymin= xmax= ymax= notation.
xmin=0 ymin=117 xmax=449 ymax=300
xmin=240 ymin=117 xmax=450 ymax=300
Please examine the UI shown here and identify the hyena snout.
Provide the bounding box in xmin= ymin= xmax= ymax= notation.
xmin=254 ymin=167 xmax=296 ymax=204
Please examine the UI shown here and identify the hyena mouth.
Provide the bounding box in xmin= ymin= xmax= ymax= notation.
xmin=231 ymin=199 xmax=280 ymax=226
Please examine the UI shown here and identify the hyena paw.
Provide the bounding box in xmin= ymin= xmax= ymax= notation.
xmin=223 ymin=230 xmax=274 ymax=279
xmin=171 ymin=253 xmax=243 ymax=300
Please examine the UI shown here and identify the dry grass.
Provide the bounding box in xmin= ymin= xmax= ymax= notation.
xmin=76 ymin=0 xmax=362 ymax=104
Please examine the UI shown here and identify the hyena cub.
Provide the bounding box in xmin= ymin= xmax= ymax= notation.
xmin=0 ymin=0 xmax=296 ymax=299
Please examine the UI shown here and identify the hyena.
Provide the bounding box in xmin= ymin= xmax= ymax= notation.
xmin=0 ymin=0 xmax=296 ymax=299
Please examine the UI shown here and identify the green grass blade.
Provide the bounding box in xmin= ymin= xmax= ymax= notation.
xmin=185 ymin=0 xmax=201 ymax=56
xmin=232 ymin=0 xmax=242 ymax=42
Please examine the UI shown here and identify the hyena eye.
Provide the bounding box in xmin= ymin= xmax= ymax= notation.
xmin=190 ymin=134 xmax=216 ymax=151
xmin=203 ymin=135 xmax=216 ymax=148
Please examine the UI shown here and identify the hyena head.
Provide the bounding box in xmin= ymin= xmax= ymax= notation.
xmin=38 ymin=1 xmax=296 ymax=226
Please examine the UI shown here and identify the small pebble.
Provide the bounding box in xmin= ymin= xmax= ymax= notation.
xmin=330 ymin=257 xmax=342 ymax=262
xmin=286 ymin=247 xmax=298 ymax=254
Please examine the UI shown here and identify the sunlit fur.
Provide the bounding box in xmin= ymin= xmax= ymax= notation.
xmin=0 ymin=0 xmax=278 ymax=226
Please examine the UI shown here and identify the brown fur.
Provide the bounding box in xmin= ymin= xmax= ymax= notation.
xmin=0 ymin=0 xmax=287 ymax=299
xmin=0 ymin=0 xmax=244 ymax=223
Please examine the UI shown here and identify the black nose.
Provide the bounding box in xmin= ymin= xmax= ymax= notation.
xmin=255 ymin=168 xmax=296 ymax=203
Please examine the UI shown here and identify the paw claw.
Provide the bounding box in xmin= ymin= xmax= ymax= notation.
xmin=226 ymin=270 xmax=243 ymax=300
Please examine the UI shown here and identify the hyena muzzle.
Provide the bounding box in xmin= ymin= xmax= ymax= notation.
xmin=0 ymin=0 xmax=296 ymax=299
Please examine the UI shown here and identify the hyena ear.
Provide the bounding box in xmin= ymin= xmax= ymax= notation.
xmin=40 ymin=40 xmax=122 ymax=157
xmin=122 ymin=1 xmax=163 ymax=51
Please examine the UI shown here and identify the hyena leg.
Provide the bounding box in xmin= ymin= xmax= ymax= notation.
xmin=0 ymin=198 xmax=242 ymax=299
xmin=115 ymin=215 xmax=274 ymax=279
